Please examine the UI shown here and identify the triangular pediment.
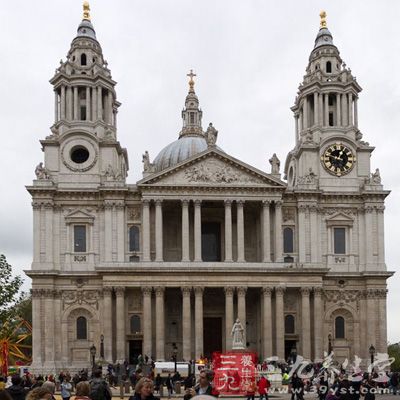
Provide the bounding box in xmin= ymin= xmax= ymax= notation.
xmin=138 ymin=148 xmax=285 ymax=188
xmin=326 ymin=212 xmax=354 ymax=222
xmin=64 ymin=209 xmax=95 ymax=224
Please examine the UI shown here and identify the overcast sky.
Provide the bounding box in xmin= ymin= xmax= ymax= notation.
xmin=0 ymin=1 xmax=399 ymax=343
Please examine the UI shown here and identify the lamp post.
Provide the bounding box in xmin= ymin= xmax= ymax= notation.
xmin=90 ymin=344 xmax=97 ymax=371
xmin=172 ymin=343 xmax=178 ymax=373
xmin=328 ymin=333 xmax=333 ymax=354
xmin=100 ymin=334 xmax=105 ymax=361
xmin=369 ymin=344 xmax=376 ymax=370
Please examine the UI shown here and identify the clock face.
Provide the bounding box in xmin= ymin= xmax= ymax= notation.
xmin=321 ymin=143 xmax=355 ymax=176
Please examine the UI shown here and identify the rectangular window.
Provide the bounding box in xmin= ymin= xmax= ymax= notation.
xmin=80 ymin=106 xmax=87 ymax=120
xmin=329 ymin=112 xmax=334 ymax=126
xmin=190 ymin=112 xmax=195 ymax=124
xmin=74 ymin=225 xmax=86 ymax=252
xmin=334 ymin=227 xmax=346 ymax=254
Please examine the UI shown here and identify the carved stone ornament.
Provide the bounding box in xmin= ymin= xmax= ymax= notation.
xmin=262 ymin=287 xmax=273 ymax=296
xmin=35 ymin=162 xmax=50 ymax=180
xmin=181 ymin=287 xmax=192 ymax=296
xmin=323 ymin=290 xmax=361 ymax=304
xmin=224 ymin=287 xmax=235 ymax=296
xmin=185 ymin=160 xmax=260 ymax=184
xmin=102 ymin=164 xmax=122 ymax=181
xmin=62 ymin=289 xmax=100 ymax=310
xmin=128 ymin=206 xmax=141 ymax=221
xmin=142 ymin=287 xmax=152 ymax=296
xmin=237 ymin=287 xmax=247 ymax=297
xmin=205 ymin=123 xmax=218 ymax=147
xmin=269 ymin=153 xmax=280 ymax=174
xmin=297 ymin=167 xmax=317 ymax=185
xmin=283 ymin=207 xmax=296 ymax=222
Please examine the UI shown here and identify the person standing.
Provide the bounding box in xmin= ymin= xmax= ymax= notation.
xmin=61 ymin=376 xmax=73 ymax=400
xmin=258 ymin=375 xmax=270 ymax=400
xmin=7 ymin=375 xmax=27 ymax=400
xmin=165 ymin=374 xmax=173 ymax=399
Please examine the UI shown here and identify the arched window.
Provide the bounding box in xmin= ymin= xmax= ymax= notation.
xmin=283 ymin=227 xmax=294 ymax=253
xmin=81 ymin=53 xmax=87 ymax=66
xmin=326 ymin=61 xmax=332 ymax=73
xmin=129 ymin=226 xmax=140 ymax=252
xmin=285 ymin=315 xmax=295 ymax=334
xmin=77 ymin=316 xmax=87 ymax=340
xmin=130 ymin=315 xmax=141 ymax=334
xmin=335 ymin=316 xmax=345 ymax=339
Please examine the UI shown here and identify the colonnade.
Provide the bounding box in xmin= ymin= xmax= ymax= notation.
xmin=295 ymin=91 xmax=358 ymax=135
xmin=141 ymin=199 xmax=283 ymax=263
xmin=54 ymin=85 xmax=115 ymax=125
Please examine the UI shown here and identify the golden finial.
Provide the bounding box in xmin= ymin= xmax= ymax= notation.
xmin=83 ymin=1 xmax=91 ymax=21
xmin=320 ymin=10 xmax=327 ymax=29
xmin=187 ymin=69 xmax=196 ymax=92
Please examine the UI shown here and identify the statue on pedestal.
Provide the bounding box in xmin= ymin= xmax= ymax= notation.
xmin=231 ymin=318 xmax=245 ymax=350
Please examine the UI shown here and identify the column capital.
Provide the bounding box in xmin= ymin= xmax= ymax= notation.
xmin=31 ymin=289 xmax=44 ymax=298
xmin=142 ymin=199 xmax=151 ymax=206
xmin=181 ymin=287 xmax=192 ymax=297
xmin=194 ymin=199 xmax=202 ymax=207
xmin=224 ymin=286 xmax=235 ymax=296
xmin=115 ymin=287 xmax=126 ymax=297
xmin=262 ymin=200 xmax=271 ymax=207
xmin=142 ymin=286 xmax=152 ymax=296
xmin=237 ymin=286 xmax=247 ymax=297
xmin=155 ymin=286 xmax=165 ymax=297
xmin=275 ymin=200 xmax=283 ymax=208
xmin=103 ymin=286 xmax=113 ymax=296
xmin=300 ymin=287 xmax=312 ymax=296
xmin=155 ymin=199 xmax=163 ymax=206
xmin=224 ymin=199 xmax=232 ymax=206
xmin=275 ymin=286 xmax=286 ymax=296
xmin=236 ymin=200 xmax=244 ymax=207
xmin=262 ymin=287 xmax=273 ymax=296
xmin=194 ymin=286 xmax=204 ymax=296
xmin=181 ymin=199 xmax=190 ymax=207
xmin=314 ymin=287 xmax=324 ymax=297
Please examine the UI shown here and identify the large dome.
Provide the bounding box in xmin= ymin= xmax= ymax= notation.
xmin=153 ymin=136 xmax=209 ymax=172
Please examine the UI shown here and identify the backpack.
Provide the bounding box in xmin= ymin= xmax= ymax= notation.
xmin=90 ymin=380 xmax=111 ymax=400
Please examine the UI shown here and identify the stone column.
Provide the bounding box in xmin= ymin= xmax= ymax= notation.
xmin=66 ymin=86 xmax=73 ymax=120
xmin=262 ymin=287 xmax=273 ymax=358
xmin=103 ymin=287 xmax=113 ymax=362
xmin=348 ymin=92 xmax=353 ymax=125
xmin=294 ymin=114 xmax=299 ymax=143
xmin=155 ymin=287 xmax=165 ymax=360
xmin=107 ymin=90 xmax=113 ymax=124
xmin=298 ymin=205 xmax=306 ymax=263
xmin=194 ymin=200 xmax=202 ymax=262
xmin=60 ymin=85 xmax=66 ymax=120
xmin=324 ymin=93 xmax=329 ymax=127
xmin=342 ymin=91 xmax=348 ymax=126
xmin=300 ymin=287 xmax=311 ymax=359
xmin=275 ymin=286 xmax=285 ymax=360
xmin=310 ymin=205 xmax=319 ymax=263
xmin=54 ymin=90 xmax=59 ymax=122
xmin=366 ymin=289 xmax=376 ymax=347
xmin=224 ymin=200 xmax=233 ymax=262
xmin=378 ymin=289 xmax=388 ymax=353
xmin=313 ymin=287 xmax=323 ymax=360
xmin=181 ymin=200 xmax=190 ymax=262
xmin=31 ymin=289 xmax=43 ymax=366
xmin=237 ymin=200 xmax=245 ymax=262
xmin=142 ymin=287 xmax=152 ymax=358
xmin=115 ymin=287 xmax=126 ymax=362
xmin=92 ymin=87 xmax=97 ymax=120
xmin=104 ymin=202 xmax=113 ymax=262
xmin=32 ymin=203 xmax=41 ymax=263
xmin=318 ymin=92 xmax=323 ymax=125
xmin=73 ymin=86 xmax=79 ymax=120
xmin=155 ymin=200 xmax=163 ymax=262
xmin=194 ymin=287 xmax=204 ymax=358
xmin=97 ymin=86 xmax=103 ymax=120
xmin=86 ymin=86 xmax=91 ymax=121
xmin=336 ymin=93 xmax=341 ymax=126
xmin=224 ymin=287 xmax=234 ymax=351
xmin=274 ymin=201 xmax=283 ymax=262
xmin=262 ymin=201 xmax=271 ymax=262
xmin=44 ymin=290 xmax=55 ymax=368
xmin=303 ymin=99 xmax=308 ymax=129
xmin=364 ymin=206 xmax=374 ymax=267
xmin=237 ymin=287 xmax=247 ymax=344
xmin=354 ymin=97 xmax=358 ymax=127
xmin=313 ymin=92 xmax=318 ymax=126
xmin=377 ymin=206 xmax=385 ymax=266
xmin=181 ymin=287 xmax=192 ymax=360
xmin=142 ymin=200 xmax=151 ymax=261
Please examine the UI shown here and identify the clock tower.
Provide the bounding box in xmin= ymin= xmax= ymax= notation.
xmin=284 ymin=11 xmax=376 ymax=192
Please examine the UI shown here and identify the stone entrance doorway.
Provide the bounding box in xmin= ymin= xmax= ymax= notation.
xmin=203 ymin=317 xmax=222 ymax=358
xmin=129 ymin=339 xmax=142 ymax=364
xmin=202 ymin=222 xmax=221 ymax=261
xmin=284 ymin=339 xmax=297 ymax=362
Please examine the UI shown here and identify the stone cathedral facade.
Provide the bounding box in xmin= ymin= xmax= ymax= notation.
xmin=27 ymin=7 xmax=391 ymax=373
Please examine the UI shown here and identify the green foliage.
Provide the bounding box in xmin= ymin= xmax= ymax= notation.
xmin=388 ymin=343 xmax=400 ymax=372
xmin=0 ymin=254 xmax=24 ymax=323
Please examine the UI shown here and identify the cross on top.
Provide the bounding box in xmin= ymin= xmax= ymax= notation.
xmin=187 ymin=69 xmax=196 ymax=91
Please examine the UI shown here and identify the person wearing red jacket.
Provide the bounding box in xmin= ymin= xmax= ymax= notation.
xmin=258 ymin=375 xmax=271 ymax=400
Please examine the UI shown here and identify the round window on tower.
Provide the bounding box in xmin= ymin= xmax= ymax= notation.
xmin=70 ymin=146 xmax=90 ymax=164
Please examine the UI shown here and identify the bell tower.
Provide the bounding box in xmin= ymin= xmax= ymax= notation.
xmin=41 ymin=1 xmax=128 ymax=188
xmin=284 ymin=11 xmax=376 ymax=192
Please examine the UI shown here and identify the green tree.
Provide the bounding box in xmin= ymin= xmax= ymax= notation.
xmin=0 ymin=254 xmax=24 ymax=323
xmin=388 ymin=343 xmax=400 ymax=372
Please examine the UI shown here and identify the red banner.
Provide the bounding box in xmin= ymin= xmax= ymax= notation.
xmin=213 ymin=352 xmax=257 ymax=395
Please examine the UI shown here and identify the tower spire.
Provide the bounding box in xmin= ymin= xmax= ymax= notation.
xmin=187 ymin=69 xmax=196 ymax=93
xmin=83 ymin=1 xmax=91 ymax=21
